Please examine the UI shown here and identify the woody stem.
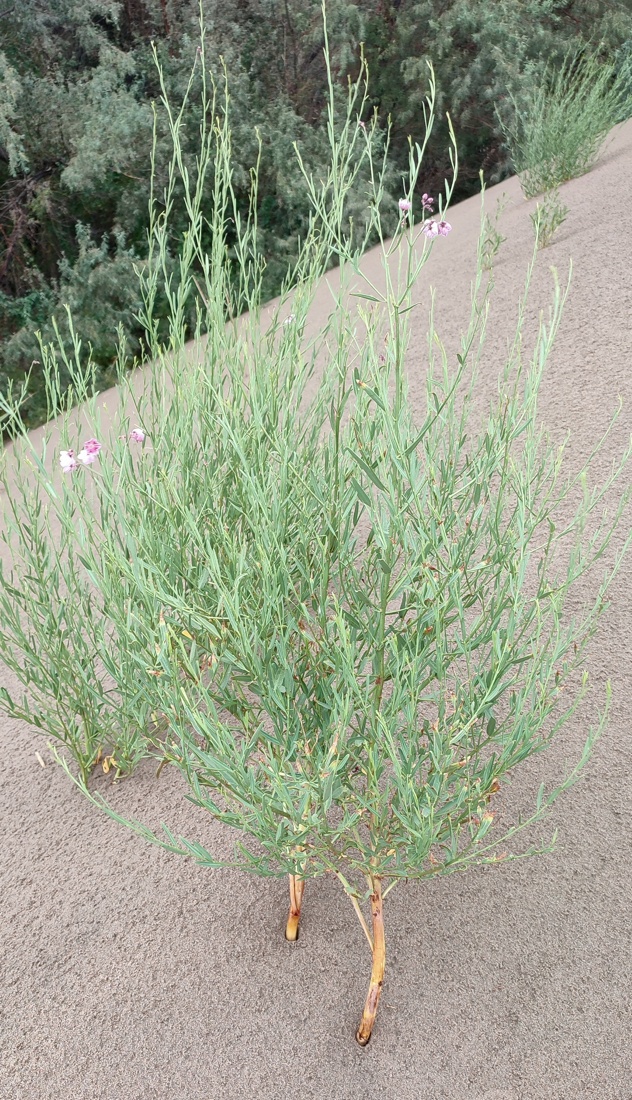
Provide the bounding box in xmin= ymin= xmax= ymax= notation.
xmin=355 ymin=875 xmax=385 ymax=1047
xmin=285 ymin=873 xmax=305 ymax=941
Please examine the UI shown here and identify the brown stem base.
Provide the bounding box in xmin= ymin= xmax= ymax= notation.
xmin=355 ymin=877 xmax=385 ymax=1046
xmin=285 ymin=874 xmax=305 ymax=941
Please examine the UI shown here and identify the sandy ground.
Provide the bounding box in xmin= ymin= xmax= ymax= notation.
xmin=1 ymin=121 xmax=632 ymax=1100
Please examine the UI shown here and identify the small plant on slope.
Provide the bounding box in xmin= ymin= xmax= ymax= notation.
xmin=0 ymin=14 xmax=630 ymax=1046
xmin=481 ymin=187 xmax=508 ymax=272
xmin=531 ymin=187 xmax=569 ymax=249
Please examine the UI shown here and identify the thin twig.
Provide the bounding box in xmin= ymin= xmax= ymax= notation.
xmin=336 ymin=873 xmax=373 ymax=952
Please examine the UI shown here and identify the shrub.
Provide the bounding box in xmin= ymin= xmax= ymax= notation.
xmin=500 ymin=46 xmax=632 ymax=198
xmin=0 ymin=25 xmax=630 ymax=1046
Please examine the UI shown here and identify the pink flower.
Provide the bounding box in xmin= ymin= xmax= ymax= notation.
xmin=437 ymin=220 xmax=452 ymax=236
xmin=358 ymin=119 xmax=366 ymax=131
xmin=421 ymin=193 xmax=434 ymax=211
xmin=130 ymin=427 xmax=146 ymax=443
xmin=77 ymin=449 xmax=96 ymax=465
xmin=60 ymin=450 xmax=78 ymax=474
xmin=82 ymin=438 xmax=102 ymax=456
xmin=398 ymin=198 xmax=412 ymax=213
xmin=422 ymin=220 xmax=439 ymax=240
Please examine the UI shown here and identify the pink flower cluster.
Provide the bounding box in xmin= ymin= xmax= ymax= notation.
xmin=60 ymin=438 xmax=102 ymax=473
xmin=398 ymin=193 xmax=435 ymax=218
xmin=396 ymin=193 xmax=452 ymax=239
xmin=423 ymin=219 xmax=452 ymax=239
xmin=60 ymin=429 xmax=146 ymax=471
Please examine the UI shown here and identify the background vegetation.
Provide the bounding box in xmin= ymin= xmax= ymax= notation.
xmin=1 ymin=0 xmax=631 ymax=427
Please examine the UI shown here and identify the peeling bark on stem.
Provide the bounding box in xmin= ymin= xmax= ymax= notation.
xmin=355 ymin=876 xmax=385 ymax=1047
xmin=285 ymin=874 xmax=305 ymax=941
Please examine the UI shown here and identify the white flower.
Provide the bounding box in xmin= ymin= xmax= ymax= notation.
xmin=60 ymin=450 xmax=78 ymax=473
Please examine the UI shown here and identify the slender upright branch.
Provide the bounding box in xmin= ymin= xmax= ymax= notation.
xmin=285 ymin=873 xmax=305 ymax=941
xmin=356 ymin=875 xmax=386 ymax=1046
xmin=337 ymin=872 xmax=374 ymax=952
